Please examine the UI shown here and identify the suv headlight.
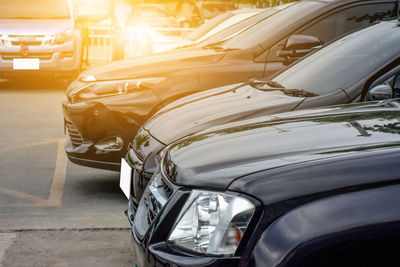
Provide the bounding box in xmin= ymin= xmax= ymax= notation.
xmin=55 ymin=29 xmax=74 ymax=44
xmin=168 ymin=190 xmax=255 ymax=256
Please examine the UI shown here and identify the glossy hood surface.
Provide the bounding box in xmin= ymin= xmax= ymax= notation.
xmin=144 ymin=83 xmax=305 ymax=144
xmin=163 ymin=101 xmax=400 ymax=190
xmin=77 ymin=47 xmax=226 ymax=81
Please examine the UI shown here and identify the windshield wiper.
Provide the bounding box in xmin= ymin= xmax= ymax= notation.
xmin=249 ymin=79 xmax=318 ymax=97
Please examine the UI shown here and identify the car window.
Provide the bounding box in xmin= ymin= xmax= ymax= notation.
xmin=220 ymin=1 xmax=325 ymax=50
xmin=186 ymin=12 xmax=233 ymax=41
xmin=272 ymin=21 xmax=400 ymax=96
xmin=267 ymin=3 xmax=397 ymax=62
xmin=196 ymin=12 xmax=260 ymax=42
xmin=300 ymin=3 xmax=398 ymax=43
xmin=196 ymin=9 xmax=278 ymax=46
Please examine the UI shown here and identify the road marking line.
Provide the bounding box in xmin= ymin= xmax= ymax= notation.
xmin=47 ymin=139 xmax=67 ymax=207
xmin=0 ymin=233 xmax=17 ymax=265
xmin=0 ymin=138 xmax=60 ymax=154
xmin=0 ymin=187 xmax=48 ymax=206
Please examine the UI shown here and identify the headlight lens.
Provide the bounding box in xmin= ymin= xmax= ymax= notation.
xmin=168 ymin=190 xmax=255 ymax=256
xmin=55 ymin=29 xmax=74 ymax=44
xmin=72 ymin=77 xmax=165 ymax=102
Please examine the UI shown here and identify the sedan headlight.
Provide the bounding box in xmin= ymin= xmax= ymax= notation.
xmin=168 ymin=190 xmax=255 ymax=256
xmin=71 ymin=77 xmax=165 ymax=102
xmin=55 ymin=29 xmax=74 ymax=44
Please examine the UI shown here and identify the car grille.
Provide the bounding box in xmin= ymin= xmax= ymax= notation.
xmin=133 ymin=173 xmax=173 ymax=241
xmin=1 ymin=52 xmax=53 ymax=61
xmin=1 ymin=35 xmax=54 ymax=47
xmin=65 ymin=119 xmax=84 ymax=147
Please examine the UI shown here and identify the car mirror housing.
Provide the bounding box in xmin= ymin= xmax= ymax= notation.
xmin=284 ymin=34 xmax=323 ymax=51
xmin=277 ymin=34 xmax=322 ymax=63
xmin=366 ymin=84 xmax=393 ymax=101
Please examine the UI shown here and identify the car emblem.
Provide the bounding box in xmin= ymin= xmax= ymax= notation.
xmin=20 ymin=43 xmax=30 ymax=57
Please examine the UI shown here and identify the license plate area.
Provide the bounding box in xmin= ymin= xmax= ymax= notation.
xmin=120 ymin=158 xmax=132 ymax=199
xmin=13 ymin=58 xmax=40 ymax=70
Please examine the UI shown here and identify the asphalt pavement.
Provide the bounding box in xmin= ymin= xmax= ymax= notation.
xmin=0 ymin=78 xmax=132 ymax=266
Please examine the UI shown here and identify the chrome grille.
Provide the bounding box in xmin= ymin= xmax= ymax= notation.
xmin=133 ymin=173 xmax=173 ymax=240
xmin=65 ymin=119 xmax=84 ymax=147
xmin=1 ymin=52 xmax=53 ymax=61
xmin=1 ymin=34 xmax=54 ymax=47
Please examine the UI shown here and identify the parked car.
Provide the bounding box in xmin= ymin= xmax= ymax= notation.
xmin=63 ymin=0 xmax=398 ymax=170
xmin=0 ymin=0 xmax=83 ymax=80
xmin=128 ymin=19 xmax=400 ymax=204
xmin=123 ymin=99 xmax=400 ymax=267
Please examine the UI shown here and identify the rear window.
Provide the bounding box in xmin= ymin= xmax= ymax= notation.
xmin=0 ymin=0 xmax=71 ymax=19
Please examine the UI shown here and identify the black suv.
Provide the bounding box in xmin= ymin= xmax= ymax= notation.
xmin=126 ymin=99 xmax=400 ymax=267
xmin=63 ymin=0 xmax=397 ymax=170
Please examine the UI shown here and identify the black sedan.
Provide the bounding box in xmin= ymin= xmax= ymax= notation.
xmin=124 ymin=99 xmax=400 ymax=267
xmin=128 ymin=19 xmax=400 ymax=203
xmin=63 ymin=0 xmax=397 ymax=170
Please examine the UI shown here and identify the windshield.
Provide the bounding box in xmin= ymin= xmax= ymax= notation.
xmin=186 ymin=12 xmax=233 ymax=41
xmin=195 ymin=11 xmax=261 ymax=42
xmin=274 ymin=21 xmax=400 ymax=95
xmin=220 ymin=1 xmax=324 ymax=50
xmin=194 ymin=8 xmax=278 ymax=47
xmin=0 ymin=0 xmax=71 ymax=19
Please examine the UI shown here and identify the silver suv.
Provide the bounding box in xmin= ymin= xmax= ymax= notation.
xmin=0 ymin=0 xmax=82 ymax=80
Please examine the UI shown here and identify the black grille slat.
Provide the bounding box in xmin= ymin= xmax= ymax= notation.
xmin=65 ymin=119 xmax=84 ymax=147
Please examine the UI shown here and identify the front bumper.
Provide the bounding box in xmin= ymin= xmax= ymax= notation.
xmin=0 ymin=40 xmax=81 ymax=76
xmin=62 ymin=100 xmax=139 ymax=171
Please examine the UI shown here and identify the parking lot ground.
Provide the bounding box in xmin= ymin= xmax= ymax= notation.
xmin=0 ymin=79 xmax=132 ymax=266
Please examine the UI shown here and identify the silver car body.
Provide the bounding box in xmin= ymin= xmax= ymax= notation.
xmin=0 ymin=0 xmax=82 ymax=77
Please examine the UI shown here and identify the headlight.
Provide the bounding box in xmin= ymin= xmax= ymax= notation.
xmin=72 ymin=77 xmax=165 ymax=101
xmin=168 ymin=190 xmax=255 ymax=256
xmin=55 ymin=29 xmax=74 ymax=44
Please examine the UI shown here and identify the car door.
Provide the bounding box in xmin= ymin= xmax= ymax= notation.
xmin=263 ymin=2 xmax=398 ymax=79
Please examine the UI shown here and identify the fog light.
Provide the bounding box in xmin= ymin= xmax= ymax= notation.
xmin=94 ymin=136 xmax=123 ymax=152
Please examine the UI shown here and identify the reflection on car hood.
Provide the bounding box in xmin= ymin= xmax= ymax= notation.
xmin=79 ymin=47 xmax=225 ymax=81
xmin=144 ymin=83 xmax=305 ymax=144
xmin=0 ymin=19 xmax=73 ymax=34
xmin=164 ymin=101 xmax=400 ymax=190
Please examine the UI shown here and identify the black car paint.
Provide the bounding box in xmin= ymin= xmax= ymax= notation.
xmin=127 ymin=100 xmax=400 ymax=266
xmin=128 ymin=19 xmax=400 ymax=207
xmin=63 ymin=0 xmax=398 ymax=170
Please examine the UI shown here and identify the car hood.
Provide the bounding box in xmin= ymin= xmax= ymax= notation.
xmin=163 ymin=102 xmax=400 ymax=189
xmin=0 ymin=19 xmax=73 ymax=35
xmin=77 ymin=47 xmax=226 ymax=81
xmin=144 ymin=83 xmax=305 ymax=144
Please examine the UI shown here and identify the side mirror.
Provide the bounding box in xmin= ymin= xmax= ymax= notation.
xmin=366 ymin=84 xmax=393 ymax=101
xmin=277 ymin=35 xmax=322 ymax=62
xmin=285 ymin=35 xmax=322 ymax=51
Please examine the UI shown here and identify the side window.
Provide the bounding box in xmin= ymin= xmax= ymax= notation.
xmin=267 ymin=3 xmax=397 ymax=63
xmin=300 ymin=3 xmax=397 ymax=44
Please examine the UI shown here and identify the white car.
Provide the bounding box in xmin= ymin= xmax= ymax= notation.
xmin=0 ymin=0 xmax=83 ymax=80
